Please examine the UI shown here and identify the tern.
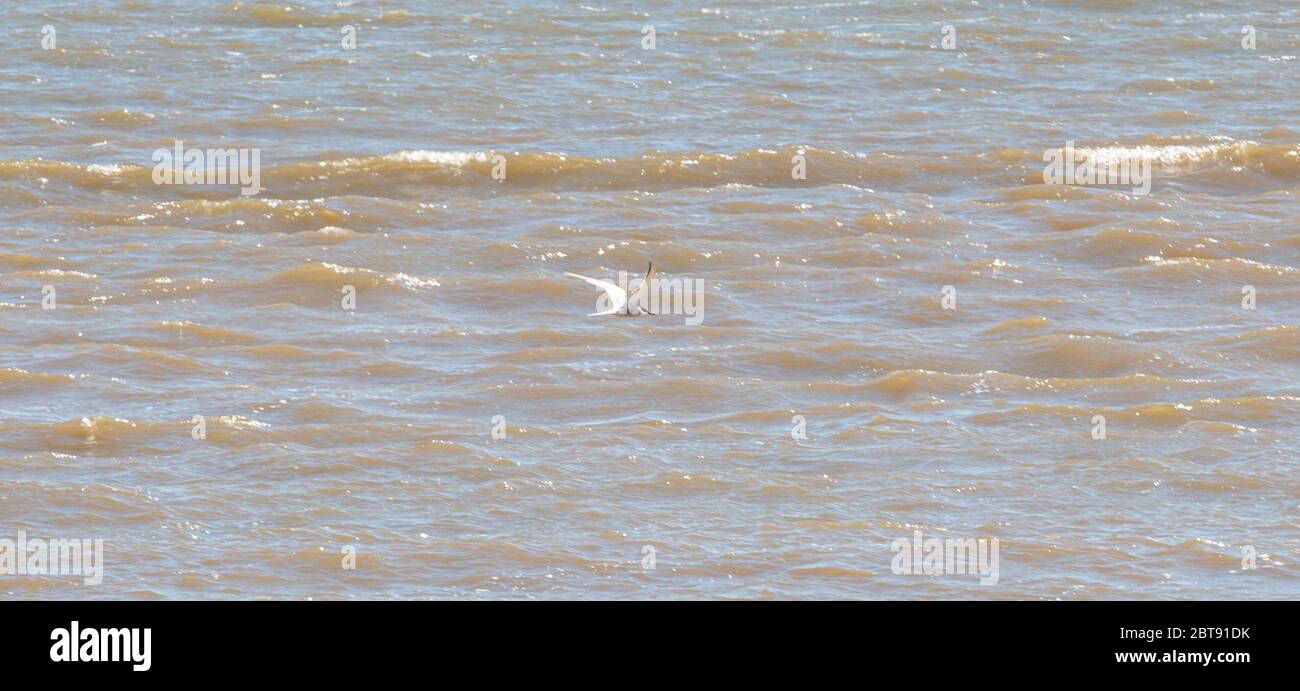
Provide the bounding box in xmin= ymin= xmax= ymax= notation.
xmin=565 ymin=262 xmax=657 ymax=316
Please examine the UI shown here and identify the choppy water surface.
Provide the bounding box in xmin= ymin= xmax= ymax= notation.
xmin=1 ymin=1 xmax=1297 ymax=599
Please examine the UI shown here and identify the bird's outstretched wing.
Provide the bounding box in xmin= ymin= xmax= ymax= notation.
xmin=565 ymin=272 xmax=627 ymax=316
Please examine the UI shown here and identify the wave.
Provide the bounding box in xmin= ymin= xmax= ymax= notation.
xmin=3 ymin=139 xmax=1293 ymax=204
xmin=270 ymin=261 xmax=439 ymax=292
xmin=1040 ymin=137 xmax=1300 ymax=178
xmin=0 ymin=147 xmax=1004 ymax=200
xmin=215 ymin=3 xmax=357 ymax=27
xmin=0 ymin=368 xmax=76 ymax=386
xmin=213 ymin=3 xmax=421 ymax=28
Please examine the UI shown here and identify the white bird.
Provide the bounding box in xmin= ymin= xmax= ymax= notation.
xmin=565 ymin=262 xmax=657 ymax=316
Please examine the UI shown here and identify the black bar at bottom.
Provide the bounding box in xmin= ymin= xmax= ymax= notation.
xmin=0 ymin=601 xmax=1287 ymax=679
